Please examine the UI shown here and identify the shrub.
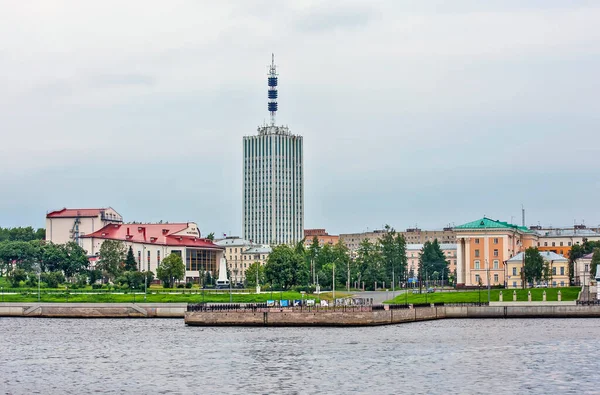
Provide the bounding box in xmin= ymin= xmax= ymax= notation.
xmin=185 ymin=282 xmax=193 ymax=289
xmin=162 ymin=283 xmax=172 ymax=289
xmin=41 ymin=271 xmax=65 ymax=288
xmin=91 ymin=283 xmax=102 ymax=289
xmin=176 ymin=283 xmax=185 ymax=289
xmin=9 ymin=269 xmax=28 ymax=288
xmin=26 ymin=273 xmax=38 ymax=288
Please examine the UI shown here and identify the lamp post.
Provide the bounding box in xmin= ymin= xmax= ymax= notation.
xmin=486 ymin=259 xmax=491 ymax=303
xmin=37 ymin=262 xmax=41 ymax=302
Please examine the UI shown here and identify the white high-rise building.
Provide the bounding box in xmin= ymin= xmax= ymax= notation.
xmin=243 ymin=55 xmax=304 ymax=245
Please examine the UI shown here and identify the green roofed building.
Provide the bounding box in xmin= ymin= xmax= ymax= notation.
xmin=453 ymin=217 xmax=538 ymax=288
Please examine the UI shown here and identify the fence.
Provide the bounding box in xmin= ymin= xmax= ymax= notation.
xmin=186 ymin=303 xmax=379 ymax=313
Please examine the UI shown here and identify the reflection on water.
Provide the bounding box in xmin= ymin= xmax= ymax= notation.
xmin=1 ymin=318 xmax=599 ymax=394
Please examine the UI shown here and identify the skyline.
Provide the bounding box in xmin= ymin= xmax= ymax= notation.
xmin=2 ymin=1 xmax=600 ymax=235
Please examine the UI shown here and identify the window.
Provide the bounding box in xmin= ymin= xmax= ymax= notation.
xmin=475 ymin=239 xmax=480 ymax=244
xmin=553 ymin=281 xmax=557 ymax=287
xmin=493 ymin=238 xmax=499 ymax=244
xmin=560 ymin=242 xmax=563 ymax=247
xmin=552 ymin=242 xmax=555 ymax=247
xmin=552 ymin=267 xmax=556 ymax=275
xmin=493 ymin=249 xmax=499 ymax=257
xmin=560 ymin=281 xmax=565 ymax=287
xmin=568 ymin=242 xmax=572 ymax=246
xmin=560 ymin=267 xmax=565 ymax=275
xmin=585 ymin=264 xmax=589 ymax=272
xmin=475 ymin=249 xmax=480 ymax=257
xmin=493 ymin=260 xmax=499 ymax=269
xmin=544 ymin=242 xmax=548 ymax=246
xmin=474 ymin=260 xmax=481 ymax=269
xmin=513 ymin=267 xmax=517 ymax=276
xmin=475 ymin=274 xmax=480 ymax=284
xmin=513 ymin=281 xmax=517 ymax=288
xmin=494 ymin=274 xmax=499 ymax=282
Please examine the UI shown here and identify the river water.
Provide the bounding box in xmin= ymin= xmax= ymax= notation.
xmin=1 ymin=318 xmax=599 ymax=394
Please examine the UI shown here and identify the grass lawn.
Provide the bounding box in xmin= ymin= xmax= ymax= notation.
xmin=0 ymin=290 xmax=319 ymax=304
xmin=385 ymin=287 xmax=580 ymax=304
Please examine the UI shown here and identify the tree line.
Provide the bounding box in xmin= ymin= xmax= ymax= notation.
xmin=251 ymin=225 xmax=450 ymax=291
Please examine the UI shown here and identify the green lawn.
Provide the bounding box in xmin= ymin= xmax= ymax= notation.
xmin=0 ymin=290 xmax=318 ymax=304
xmin=385 ymin=287 xmax=580 ymax=304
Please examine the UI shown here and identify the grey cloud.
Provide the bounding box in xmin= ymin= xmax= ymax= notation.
xmin=294 ymin=5 xmax=375 ymax=32
xmin=92 ymin=73 xmax=155 ymax=87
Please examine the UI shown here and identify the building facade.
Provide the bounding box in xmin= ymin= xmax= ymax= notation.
xmin=340 ymin=228 xmax=456 ymax=252
xmin=214 ymin=237 xmax=272 ymax=283
xmin=243 ymin=56 xmax=303 ymax=245
xmin=46 ymin=207 xmax=123 ymax=246
xmin=532 ymin=227 xmax=600 ymax=258
xmin=506 ymin=251 xmax=569 ymax=288
xmin=81 ymin=222 xmax=223 ymax=284
xmin=303 ymin=229 xmax=339 ymax=247
xmin=574 ymin=253 xmax=594 ymax=286
xmin=454 ymin=217 xmax=538 ymax=287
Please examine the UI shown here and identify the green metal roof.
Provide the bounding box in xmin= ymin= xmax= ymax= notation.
xmin=454 ymin=217 xmax=532 ymax=233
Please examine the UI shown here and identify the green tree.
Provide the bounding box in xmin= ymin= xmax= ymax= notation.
xmin=355 ymin=239 xmax=384 ymax=291
xmin=124 ymin=246 xmax=137 ymax=272
xmin=418 ymin=240 xmax=448 ymax=290
xmin=591 ymin=248 xmax=600 ymax=278
xmin=88 ymin=268 xmax=102 ymax=285
xmin=61 ymin=241 xmax=89 ymax=279
xmin=156 ymin=253 xmax=185 ymax=288
xmin=206 ymin=232 xmax=215 ymax=241
xmin=41 ymin=271 xmax=65 ymax=288
xmin=0 ymin=226 xmax=45 ymax=242
xmin=379 ymin=225 xmax=407 ymax=288
xmin=264 ymin=245 xmax=307 ymax=290
xmin=245 ymin=262 xmax=265 ymax=287
xmin=97 ymin=240 xmax=126 ymax=282
xmin=524 ymin=247 xmax=544 ymax=286
xmin=307 ymin=236 xmax=321 ymax=283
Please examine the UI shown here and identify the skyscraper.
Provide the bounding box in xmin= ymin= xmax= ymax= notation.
xmin=243 ymin=55 xmax=304 ymax=245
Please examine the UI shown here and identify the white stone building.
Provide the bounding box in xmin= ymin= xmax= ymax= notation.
xmin=45 ymin=207 xmax=123 ymax=246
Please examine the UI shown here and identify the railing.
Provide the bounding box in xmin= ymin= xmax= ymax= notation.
xmin=576 ymin=300 xmax=600 ymax=306
xmin=187 ymin=303 xmax=378 ymax=313
xmin=445 ymin=302 xmax=490 ymax=307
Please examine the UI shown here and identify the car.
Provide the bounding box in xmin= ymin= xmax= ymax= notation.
xmin=427 ymin=287 xmax=435 ymax=293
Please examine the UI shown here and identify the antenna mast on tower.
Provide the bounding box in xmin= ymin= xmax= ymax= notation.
xmin=267 ymin=53 xmax=278 ymax=125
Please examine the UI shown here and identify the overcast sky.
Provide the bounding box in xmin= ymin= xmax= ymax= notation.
xmin=1 ymin=0 xmax=599 ymax=235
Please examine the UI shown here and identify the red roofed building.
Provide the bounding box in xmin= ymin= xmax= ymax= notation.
xmin=46 ymin=207 xmax=123 ymax=245
xmin=81 ymin=222 xmax=224 ymax=283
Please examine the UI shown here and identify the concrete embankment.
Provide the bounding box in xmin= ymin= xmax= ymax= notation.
xmin=0 ymin=303 xmax=186 ymax=318
xmin=185 ymin=305 xmax=600 ymax=326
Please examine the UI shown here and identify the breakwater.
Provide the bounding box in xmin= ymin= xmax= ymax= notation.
xmin=185 ymin=304 xmax=600 ymax=326
xmin=0 ymin=303 xmax=186 ymax=318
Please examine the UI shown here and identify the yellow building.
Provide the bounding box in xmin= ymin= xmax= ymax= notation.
xmin=454 ymin=218 xmax=537 ymax=287
xmin=506 ymin=251 xmax=569 ymax=288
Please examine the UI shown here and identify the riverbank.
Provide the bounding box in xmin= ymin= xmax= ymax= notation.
xmin=0 ymin=303 xmax=187 ymax=318
xmin=184 ymin=304 xmax=600 ymax=326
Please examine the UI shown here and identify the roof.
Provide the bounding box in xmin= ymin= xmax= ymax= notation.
xmin=47 ymin=208 xmax=111 ymax=218
xmin=406 ymin=243 xmax=457 ymax=251
xmin=507 ymin=251 xmax=568 ymax=263
xmin=81 ymin=223 xmax=222 ymax=249
xmin=454 ymin=217 xmax=531 ymax=233
xmin=243 ymin=246 xmax=272 ymax=254
xmin=582 ymin=253 xmax=594 ymax=259
xmin=214 ymin=237 xmax=252 ymax=247
xmin=535 ymin=229 xmax=600 ymax=238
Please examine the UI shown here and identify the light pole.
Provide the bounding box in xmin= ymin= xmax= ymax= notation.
xmin=36 ymin=262 xmax=41 ymax=302
xmin=486 ymin=259 xmax=491 ymax=303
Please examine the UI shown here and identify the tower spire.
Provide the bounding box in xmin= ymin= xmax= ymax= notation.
xmin=267 ymin=53 xmax=278 ymax=125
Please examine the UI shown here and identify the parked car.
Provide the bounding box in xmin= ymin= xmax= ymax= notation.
xmin=427 ymin=287 xmax=435 ymax=293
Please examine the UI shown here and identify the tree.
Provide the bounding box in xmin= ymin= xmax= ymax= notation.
xmin=524 ymin=247 xmax=544 ymax=286
xmin=97 ymin=240 xmax=126 ymax=282
xmin=418 ymin=240 xmax=448 ymax=291
xmin=264 ymin=245 xmax=306 ymax=290
xmin=307 ymin=236 xmax=321 ymax=283
xmin=355 ymin=239 xmax=384 ymax=291
xmin=156 ymin=253 xmax=185 ymax=288
xmin=124 ymin=246 xmax=137 ymax=272
xmin=206 ymin=233 xmax=215 ymax=241
xmin=379 ymin=225 xmax=407 ymax=288
xmin=245 ymin=262 xmax=265 ymax=287
xmin=61 ymin=241 xmax=89 ymax=279
xmin=0 ymin=226 xmax=45 ymax=242
xmin=591 ymin=248 xmax=600 ymax=278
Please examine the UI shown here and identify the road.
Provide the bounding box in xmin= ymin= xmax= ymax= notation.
xmin=350 ymin=290 xmax=406 ymax=304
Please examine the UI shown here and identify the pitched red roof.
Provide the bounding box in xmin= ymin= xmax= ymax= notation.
xmin=47 ymin=208 xmax=107 ymax=218
xmin=81 ymin=223 xmax=222 ymax=249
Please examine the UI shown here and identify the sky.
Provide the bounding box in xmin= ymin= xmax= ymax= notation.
xmin=1 ymin=0 xmax=599 ymax=235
